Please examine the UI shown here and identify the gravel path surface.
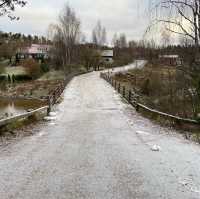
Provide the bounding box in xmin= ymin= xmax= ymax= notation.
xmin=0 ymin=71 xmax=200 ymax=199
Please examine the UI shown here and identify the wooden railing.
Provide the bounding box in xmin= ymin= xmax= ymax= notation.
xmin=47 ymin=73 xmax=75 ymax=114
xmin=47 ymin=82 xmax=65 ymax=114
xmin=0 ymin=106 xmax=49 ymax=128
xmin=0 ymin=71 xmax=88 ymax=129
xmin=100 ymin=72 xmax=199 ymax=125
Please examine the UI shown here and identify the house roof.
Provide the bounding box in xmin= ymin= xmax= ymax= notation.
xmin=18 ymin=44 xmax=52 ymax=54
xmin=159 ymin=55 xmax=179 ymax=59
xmin=101 ymin=50 xmax=113 ymax=57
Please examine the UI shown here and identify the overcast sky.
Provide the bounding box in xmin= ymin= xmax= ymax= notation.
xmin=0 ymin=0 xmax=151 ymax=43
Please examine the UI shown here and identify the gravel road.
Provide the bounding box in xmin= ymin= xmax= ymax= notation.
xmin=0 ymin=71 xmax=200 ymax=199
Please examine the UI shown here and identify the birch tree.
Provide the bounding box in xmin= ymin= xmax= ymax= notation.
xmin=92 ymin=20 xmax=107 ymax=46
xmin=50 ymin=4 xmax=81 ymax=72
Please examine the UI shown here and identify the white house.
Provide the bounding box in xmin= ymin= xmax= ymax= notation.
xmin=101 ymin=50 xmax=114 ymax=64
xmin=17 ymin=44 xmax=52 ymax=61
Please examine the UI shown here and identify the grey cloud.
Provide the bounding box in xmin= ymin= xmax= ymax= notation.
xmin=0 ymin=0 xmax=149 ymax=42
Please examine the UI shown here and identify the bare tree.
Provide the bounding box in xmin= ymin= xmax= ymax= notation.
xmin=119 ymin=33 xmax=128 ymax=48
xmin=112 ymin=33 xmax=127 ymax=48
xmin=50 ymin=4 xmax=81 ymax=72
xmin=148 ymin=0 xmax=200 ymax=52
xmin=0 ymin=0 xmax=27 ymax=20
xmin=112 ymin=33 xmax=118 ymax=47
xmin=148 ymin=0 xmax=200 ymax=117
xmin=161 ymin=29 xmax=171 ymax=47
xmin=129 ymin=40 xmax=137 ymax=48
xmin=102 ymin=27 xmax=107 ymax=45
xmin=59 ymin=4 xmax=81 ymax=64
xmin=92 ymin=20 xmax=107 ymax=46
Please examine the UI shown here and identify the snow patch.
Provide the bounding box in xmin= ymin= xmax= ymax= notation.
xmin=38 ymin=131 xmax=47 ymax=137
xmin=44 ymin=116 xmax=57 ymax=121
xmin=136 ymin=131 xmax=150 ymax=136
xmin=151 ymin=145 xmax=161 ymax=152
xmin=49 ymin=122 xmax=56 ymax=126
xmin=49 ymin=112 xmax=57 ymax=117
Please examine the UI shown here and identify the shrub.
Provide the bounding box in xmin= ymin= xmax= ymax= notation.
xmin=0 ymin=75 xmax=7 ymax=82
xmin=141 ymin=79 xmax=150 ymax=96
xmin=40 ymin=63 xmax=50 ymax=73
xmin=12 ymin=74 xmax=32 ymax=82
xmin=22 ymin=59 xmax=41 ymax=79
xmin=8 ymin=74 xmax=11 ymax=83
xmin=0 ymin=64 xmax=5 ymax=74
xmin=0 ymin=75 xmax=7 ymax=90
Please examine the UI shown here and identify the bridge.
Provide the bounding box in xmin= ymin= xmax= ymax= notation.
xmin=0 ymin=63 xmax=200 ymax=198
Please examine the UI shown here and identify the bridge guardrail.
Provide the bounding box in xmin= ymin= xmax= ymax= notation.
xmin=100 ymin=72 xmax=199 ymax=125
xmin=0 ymin=106 xmax=49 ymax=128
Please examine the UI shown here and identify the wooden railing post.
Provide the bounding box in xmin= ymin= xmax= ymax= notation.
xmin=47 ymin=96 xmax=51 ymax=115
xmin=118 ymin=83 xmax=121 ymax=93
xmin=123 ymin=86 xmax=125 ymax=97
xmin=53 ymin=92 xmax=56 ymax=104
xmin=128 ymin=90 xmax=132 ymax=102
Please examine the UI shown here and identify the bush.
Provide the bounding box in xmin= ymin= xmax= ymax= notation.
xmin=0 ymin=75 xmax=7 ymax=90
xmin=0 ymin=64 xmax=5 ymax=74
xmin=12 ymin=74 xmax=32 ymax=82
xmin=40 ymin=63 xmax=50 ymax=73
xmin=0 ymin=75 xmax=7 ymax=82
xmin=22 ymin=59 xmax=41 ymax=79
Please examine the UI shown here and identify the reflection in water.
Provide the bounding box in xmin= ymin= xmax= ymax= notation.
xmin=0 ymin=98 xmax=46 ymax=118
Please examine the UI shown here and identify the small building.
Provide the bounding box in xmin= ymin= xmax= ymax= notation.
xmin=159 ymin=55 xmax=183 ymax=66
xmin=101 ymin=50 xmax=114 ymax=64
xmin=16 ymin=44 xmax=52 ymax=62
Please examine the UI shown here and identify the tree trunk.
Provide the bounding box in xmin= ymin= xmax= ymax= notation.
xmin=194 ymin=1 xmax=199 ymax=53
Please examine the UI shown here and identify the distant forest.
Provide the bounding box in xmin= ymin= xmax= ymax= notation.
xmin=0 ymin=31 xmax=51 ymax=61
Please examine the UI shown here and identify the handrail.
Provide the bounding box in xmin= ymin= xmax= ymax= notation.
xmin=47 ymin=71 xmax=87 ymax=113
xmin=0 ymin=106 xmax=49 ymax=127
xmin=100 ymin=72 xmax=199 ymax=125
xmin=47 ymin=77 xmax=71 ymax=114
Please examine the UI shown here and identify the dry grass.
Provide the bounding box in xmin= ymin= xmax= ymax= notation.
xmin=0 ymin=79 xmax=63 ymax=99
xmin=113 ymin=63 xmax=195 ymax=119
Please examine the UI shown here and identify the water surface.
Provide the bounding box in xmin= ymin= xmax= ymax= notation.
xmin=0 ymin=98 xmax=46 ymax=119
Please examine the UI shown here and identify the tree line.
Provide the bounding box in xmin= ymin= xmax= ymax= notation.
xmin=0 ymin=31 xmax=51 ymax=63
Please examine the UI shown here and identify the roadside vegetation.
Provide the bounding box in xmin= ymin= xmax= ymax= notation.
xmin=114 ymin=64 xmax=197 ymax=119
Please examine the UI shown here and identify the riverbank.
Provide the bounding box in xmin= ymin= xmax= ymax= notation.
xmin=0 ymin=68 xmax=88 ymax=143
xmin=0 ymin=68 xmax=86 ymax=99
